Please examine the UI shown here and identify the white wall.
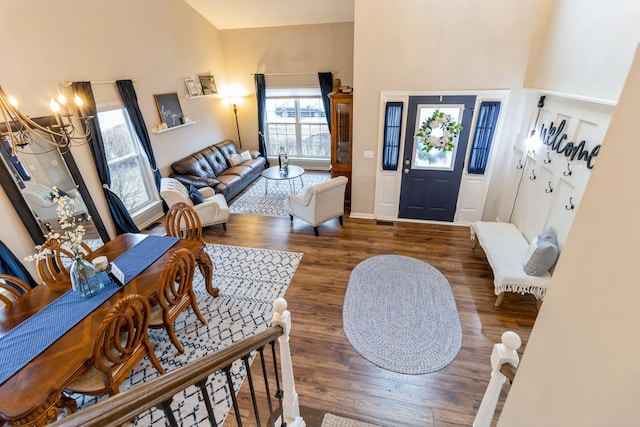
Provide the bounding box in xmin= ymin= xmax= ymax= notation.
xmin=499 ymin=44 xmax=640 ymax=427
xmin=0 ymin=0 xmax=229 ymax=273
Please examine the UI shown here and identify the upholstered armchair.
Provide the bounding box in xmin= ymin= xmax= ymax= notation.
xmin=160 ymin=177 xmax=229 ymax=230
xmin=283 ymin=176 xmax=348 ymax=236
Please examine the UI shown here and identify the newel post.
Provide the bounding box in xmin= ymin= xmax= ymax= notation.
xmin=272 ymin=298 xmax=306 ymax=427
xmin=473 ymin=331 xmax=522 ymax=427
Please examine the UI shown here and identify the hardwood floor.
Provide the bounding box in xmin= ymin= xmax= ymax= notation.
xmin=147 ymin=212 xmax=539 ymax=427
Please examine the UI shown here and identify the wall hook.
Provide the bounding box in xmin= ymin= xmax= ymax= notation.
xmin=529 ymin=169 xmax=537 ymax=180
xmin=565 ymin=197 xmax=575 ymax=210
xmin=545 ymin=181 xmax=553 ymax=193
xmin=516 ymin=159 xmax=524 ymax=169
xmin=563 ymin=163 xmax=573 ymax=176
xmin=543 ymin=152 xmax=552 ymax=164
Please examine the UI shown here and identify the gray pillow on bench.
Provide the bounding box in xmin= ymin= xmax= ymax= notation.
xmin=523 ymin=227 xmax=559 ymax=276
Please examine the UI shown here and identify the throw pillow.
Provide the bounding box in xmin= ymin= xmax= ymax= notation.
xmin=228 ymin=153 xmax=243 ymax=167
xmin=537 ymin=227 xmax=558 ymax=244
xmin=50 ymin=189 xmax=70 ymax=201
xmin=240 ymin=150 xmax=252 ymax=162
xmin=523 ymin=236 xmax=559 ymax=276
xmin=188 ymin=185 xmax=204 ymax=205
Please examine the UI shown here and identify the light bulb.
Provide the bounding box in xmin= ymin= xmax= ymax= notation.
xmin=50 ymin=98 xmax=61 ymax=113
xmin=57 ymin=94 xmax=67 ymax=105
xmin=8 ymin=96 xmax=18 ymax=108
xmin=74 ymin=95 xmax=83 ymax=107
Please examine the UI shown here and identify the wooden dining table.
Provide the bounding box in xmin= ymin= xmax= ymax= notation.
xmin=0 ymin=233 xmax=204 ymax=426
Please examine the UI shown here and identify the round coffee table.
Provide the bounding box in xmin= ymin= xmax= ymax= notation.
xmin=261 ymin=165 xmax=305 ymax=195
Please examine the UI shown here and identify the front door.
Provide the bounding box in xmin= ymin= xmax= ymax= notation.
xmin=398 ymin=95 xmax=475 ymax=221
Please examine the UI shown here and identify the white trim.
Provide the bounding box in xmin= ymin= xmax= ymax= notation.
xmin=524 ymin=88 xmax=617 ymax=106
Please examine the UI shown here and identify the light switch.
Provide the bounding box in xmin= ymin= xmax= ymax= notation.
xmin=363 ymin=150 xmax=374 ymax=159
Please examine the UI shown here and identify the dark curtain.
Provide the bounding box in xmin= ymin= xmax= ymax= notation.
xmin=318 ymin=72 xmax=333 ymax=132
xmin=0 ymin=240 xmax=37 ymax=289
xmin=72 ymin=82 xmax=140 ymax=234
xmin=468 ymin=101 xmax=501 ymax=175
xmin=115 ymin=80 xmax=167 ymax=212
xmin=254 ymin=74 xmax=270 ymax=167
xmin=382 ymin=102 xmax=404 ymax=170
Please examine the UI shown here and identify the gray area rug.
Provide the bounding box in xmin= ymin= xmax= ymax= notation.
xmin=72 ymin=243 xmax=303 ymax=426
xmin=229 ymin=171 xmax=330 ymax=217
xmin=343 ymin=255 xmax=462 ymax=374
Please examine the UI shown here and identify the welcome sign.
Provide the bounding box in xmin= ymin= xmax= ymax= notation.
xmin=538 ymin=119 xmax=601 ymax=169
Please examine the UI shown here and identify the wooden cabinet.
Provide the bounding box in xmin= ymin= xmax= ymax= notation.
xmin=329 ymin=91 xmax=352 ymax=206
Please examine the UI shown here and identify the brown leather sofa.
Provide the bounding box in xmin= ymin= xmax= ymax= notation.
xmin=169 ymin=139 xmax=267 ymax=201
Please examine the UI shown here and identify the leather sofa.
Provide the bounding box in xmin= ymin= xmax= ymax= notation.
xmin=169 ymin=139 xmax=267 ymax=201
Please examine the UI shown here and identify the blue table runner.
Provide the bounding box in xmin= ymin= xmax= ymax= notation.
xmin=0 ymin=235 xmax=179 ymax=385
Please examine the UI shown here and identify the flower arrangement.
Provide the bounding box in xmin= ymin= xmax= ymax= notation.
xmin=415 ymin=109 xmax=463 ymax=152
xmin=24 ymin=187 xmax=88 ymax=262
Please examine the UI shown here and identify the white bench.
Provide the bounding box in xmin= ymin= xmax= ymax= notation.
xmin=470 ymin=221 xmax=551 ymax=309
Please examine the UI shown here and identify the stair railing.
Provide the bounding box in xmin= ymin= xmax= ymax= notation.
xmin=473 ymin=331 xmax=522 ymax=427
xmin=50 ymin=297 xmax=305 ymax=427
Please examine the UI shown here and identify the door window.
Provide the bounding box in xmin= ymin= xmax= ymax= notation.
xmin=412 ymin=106 xmax=463 ymax=171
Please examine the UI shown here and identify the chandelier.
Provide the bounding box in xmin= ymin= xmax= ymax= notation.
xmin=0 ymin=85 xmax=92 ymax=155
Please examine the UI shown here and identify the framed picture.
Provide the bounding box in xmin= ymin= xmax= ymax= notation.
xmin=185 ymin=78 xmax=199 ymax=96
xmin=199 ymin=74 xmax=217 ymax=95
xmin=154 ymin=92 xmax=184 ymax=128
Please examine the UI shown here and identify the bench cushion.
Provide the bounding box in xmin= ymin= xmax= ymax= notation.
xmin=471 ymin=221 xmax=552 ymax=300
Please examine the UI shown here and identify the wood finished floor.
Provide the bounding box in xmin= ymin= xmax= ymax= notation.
xmin=147 ymin=212 xmax=539 ymax=427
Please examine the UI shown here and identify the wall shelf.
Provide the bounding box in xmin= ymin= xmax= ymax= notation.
xmin=151 ymin=121 xmax=196 ymax=134
xmin=185 ymin=93 xmax=222 ymax=100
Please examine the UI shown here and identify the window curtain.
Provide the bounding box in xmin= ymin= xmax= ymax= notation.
xmin=0 ymin=240 xmax=37 ymax=289
xmin=115 ymin=80 xmax=166 ymax=211
xmin=468 ymin=101 xmax=501 ymax=175
xmin=254 ymin=74 xmax=270 ymax=167
xmin=382 ymin=102 xmax=404 ymax=170
xmin=72 ymin=81 xmax=140 ymax=234
xmin=318 ymin=72 xmax=333 ymax=132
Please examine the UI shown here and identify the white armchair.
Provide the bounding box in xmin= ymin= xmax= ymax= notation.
xmin=283 ymin=176 xmax=348 ymax=236
xmin=160 ymin=178 xmax=229 ymax=230
xmin=21 ymin=183 xmax=87 ymax=222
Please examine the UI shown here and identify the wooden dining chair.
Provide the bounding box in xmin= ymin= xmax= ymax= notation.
xmin=65 ymin=294 xmax=165 ymax=397
xmin=0 ymin=274 xmax=32 ymax=308
xmin=36 ymin=237 xmax=95 ymax=290
xmin=148 ymin=248 xmax=206 ymax=354
xmin=164 ymin=202 xmax=219 ymax=297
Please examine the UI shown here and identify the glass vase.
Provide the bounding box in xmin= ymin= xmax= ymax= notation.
xmin=70 ymin=256 xmax=105 ymax=298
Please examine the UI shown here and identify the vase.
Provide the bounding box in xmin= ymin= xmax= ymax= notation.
xmin=278 ymin=145 xmax=289 ymax=174
xmin=70 ymin=256 xmax=105 ymax=298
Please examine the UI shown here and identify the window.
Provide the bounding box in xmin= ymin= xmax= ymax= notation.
xmin=381 ymin=102 xmax=403 ymax=170
xmin=265 ymin=88 xmax=330 ymax=160
xmin=97 ymin=107 xmax=157 ymax=214
xmin=413 ymin=105 xmax=463 ymax=171
xmin=468 ymin=101 xmax=501 ymax=174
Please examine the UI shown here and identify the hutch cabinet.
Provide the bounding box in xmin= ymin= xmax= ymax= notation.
xmin=328 ymin=91 xmax=352 ymax=206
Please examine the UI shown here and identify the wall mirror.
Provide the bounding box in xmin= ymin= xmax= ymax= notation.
xmin=0 ymin=115 xmax=110 ymax=245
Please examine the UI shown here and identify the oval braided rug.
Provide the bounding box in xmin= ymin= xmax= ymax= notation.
xmin=343 ymin=255 xmax=462 ymax=374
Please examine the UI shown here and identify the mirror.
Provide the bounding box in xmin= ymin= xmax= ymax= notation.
xmin=0 ymin=116 xmax=110 ymax=246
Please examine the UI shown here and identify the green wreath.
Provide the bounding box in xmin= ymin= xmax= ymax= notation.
xmin=416 ymin=109 xmax=462 ymax=152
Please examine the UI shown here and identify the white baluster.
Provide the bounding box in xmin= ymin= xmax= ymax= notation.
xmin=473 ymin=331 xmax=522 ymax=427
xmin=272 ymin=298 xmax=306 ymax=427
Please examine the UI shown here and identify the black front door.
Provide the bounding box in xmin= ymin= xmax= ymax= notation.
xmin=398 ymin=95 xmax=475 ymax=221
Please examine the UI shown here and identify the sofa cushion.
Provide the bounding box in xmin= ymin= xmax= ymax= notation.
xmin=199 ymin=146 xmax=228 ymax=176
xmin=228 ymin=153 xmax=244 ymax=167
xmin=171 ymin=152 xmax=217 ymax=178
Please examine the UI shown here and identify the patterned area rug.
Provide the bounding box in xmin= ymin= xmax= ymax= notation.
xmin=71 ymin=243 xmax=303 ymax=426
xmin=322 ymin=413 xmax=382 ymax=427
xmin=343 ymin=255 xmax=462 ymax=374
xmin=229 ymin=171 xmax=330 ymax=217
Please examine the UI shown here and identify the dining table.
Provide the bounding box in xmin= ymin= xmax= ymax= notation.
xmin=0 ymin=233 xmax=205 ymax=426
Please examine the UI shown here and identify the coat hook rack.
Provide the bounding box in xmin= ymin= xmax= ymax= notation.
xmin=565 ymin=197 xmax=575 ymax=210
xmin=543 ymin=152 xmax=552 ymax=164
xmin=516 ymin=159 xmax=524 ymax=169
xmin=545 ymin=181 xmax=553 ymax=193
xmin=563 ymin=163 xmax=573 ymax=176
xmin=529 ymin=169 xmax=537 ymax=180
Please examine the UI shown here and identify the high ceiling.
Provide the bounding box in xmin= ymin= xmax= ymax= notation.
xmin=184 ymin=0 xmax=355 ymax=30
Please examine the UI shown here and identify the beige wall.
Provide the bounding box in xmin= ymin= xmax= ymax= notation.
xmin=220 ymin=23 xmax=354 ymax=157
xmin=0 ymin=0 xmax=230 ymax=271
xmin=351 ymin=0 xmax=553 ymax=217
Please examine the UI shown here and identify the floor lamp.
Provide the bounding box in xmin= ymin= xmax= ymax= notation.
xmin=232 ymin=103 xmax=242 ymax=149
